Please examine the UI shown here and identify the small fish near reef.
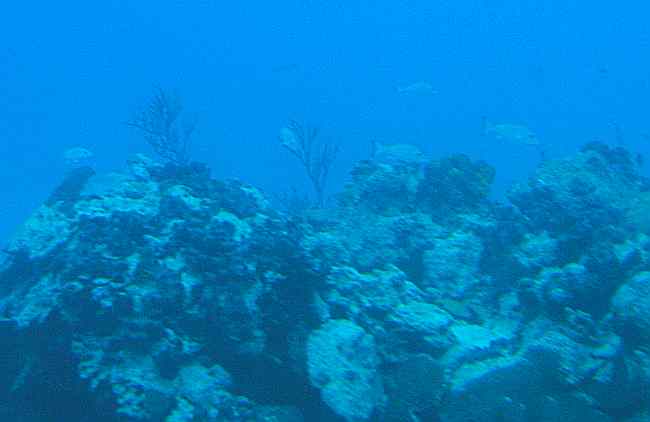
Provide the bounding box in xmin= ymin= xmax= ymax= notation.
xmin=396 ymin=81 xmax=438 ymax=95
xmin=482 ymin=118 xmax=539 ymax=146
xmin=63 ymin=147 xmax=94 ymax=169
xmin=370 ymin=141 xmax=425 ymax=166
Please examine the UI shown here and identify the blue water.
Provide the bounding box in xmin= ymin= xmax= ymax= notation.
xmin=2 ymin=1 xmax=649 ymax=241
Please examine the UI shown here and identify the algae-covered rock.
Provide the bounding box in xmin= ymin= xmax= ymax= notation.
xmin=306 ymin=319 xmax=384 ymax=421
xmin=509 ymin=142 xmax=643 ymax=241
xmin=417 ymin=153 xmax=495 ymax=214
xmin=611 ymin=271 xmax=650 ymax=345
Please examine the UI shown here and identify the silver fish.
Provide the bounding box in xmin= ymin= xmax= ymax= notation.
xmin=397 ymin=81 xmax=438 ymax=95
xmin=483 ymin=120 xmax=539 ymax=146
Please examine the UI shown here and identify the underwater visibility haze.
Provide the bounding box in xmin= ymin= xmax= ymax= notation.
xmin=1 ymin=1 xmax=650 ymax=421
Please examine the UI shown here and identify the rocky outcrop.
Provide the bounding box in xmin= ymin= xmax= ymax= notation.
xmin=1 ymin=143 xmax=650 ymax=421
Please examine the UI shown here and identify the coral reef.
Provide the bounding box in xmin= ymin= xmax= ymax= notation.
xmin=1 ymin=142 xmax=650 ymax=421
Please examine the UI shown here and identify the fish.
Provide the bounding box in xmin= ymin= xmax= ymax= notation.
xmin=279 ymin=127 xmax=299 ymax=150
xmin=396 ymin=81 xmax=438 ymax=95
xmin=63 ymin=147 xmax=94 ymax=168
xmin=482 ymin=118 xmax=539 ymax=146
xmin=371 ymin=141 xmax=425 ymax=165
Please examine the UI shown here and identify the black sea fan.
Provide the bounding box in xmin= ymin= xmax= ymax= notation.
xmin=127 ymin=87 xmax=196 ymax=165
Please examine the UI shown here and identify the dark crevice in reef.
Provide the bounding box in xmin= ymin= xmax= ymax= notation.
xmin=1 ymin=320 xmax=107 ymax=421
